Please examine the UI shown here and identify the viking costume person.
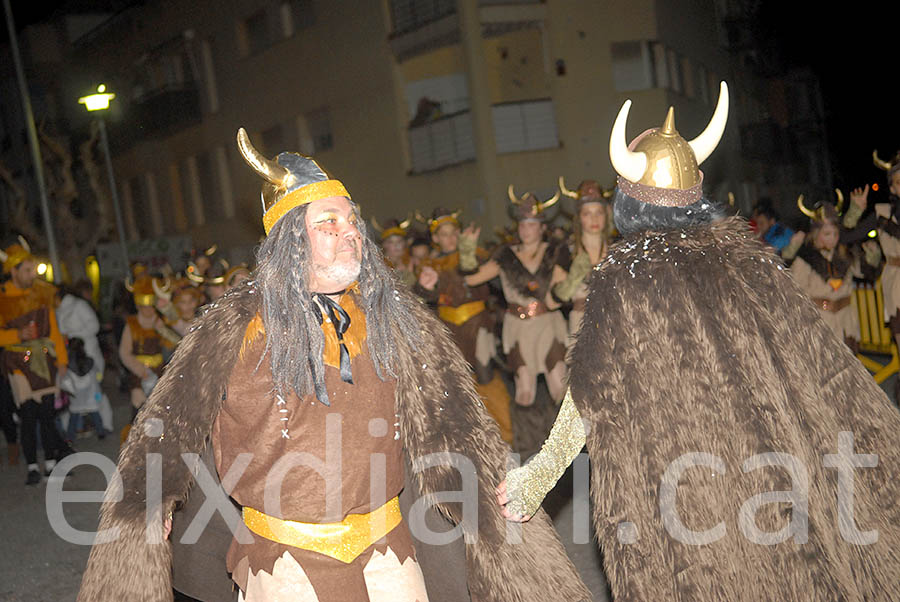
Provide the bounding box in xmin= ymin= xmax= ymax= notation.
xmin=413 ymin=209 xmax=512 ymax=444
xmin=0 ymin=239 xmax=69 ymax=484
xmin=118 ymin=274 xmax=180 ymax=412
xmin=76 ymin=129 xmax=589 ymax=602
xmin=463 ymin=190 xmax=570 ymax=409
xmin=166 ymin=276 xmax=206 ymax=337
xmin=782 ymin=193 xmax=871 ymax=352
xmin=555 ymin=177 xmax=614 ymax=336
xmin=498 ymin=82 xmax=900 ymax=600
xmin=372 ymin=217 xmax=417 ymax=288
xmin=187 ymin=244 xmax=218 ymax=280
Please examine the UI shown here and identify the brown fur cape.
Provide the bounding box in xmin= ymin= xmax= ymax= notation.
xmin=570 ymin=216 xmax=900 ymax=601
xmin=77 ymin=283 xmax=589 ymax=601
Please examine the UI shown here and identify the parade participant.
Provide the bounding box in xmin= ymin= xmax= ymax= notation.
xmin=406 ymin=228 xmax=431 ymax=275
xmin=463 ymin=189 xmax=569 ymax=408
xmin=416 ymin=208 xmax=512 ymax=444
xmin=187 ymin=244 xmax=218 ymax=281
xmin=751 ymin=198 xmax=794 ymax=251
xmin=0 ymin=239 xmax=69 ymax=485
xmin=555 ymin=177 xmax=614 ymax=335
xmin=197 ymin=258 xmax=231 ymax=301
xmin=782 ymin=193 xmax=870 ymax=351
xmin=372 ymin=216 xmax=416 ymax=287
xmin=167 ymin=277 xmax=205 ymax=337
xmin=57 ymin=283 xmax=114 ymax=434
xmin=498 ymin=82 xmax=900 ymax=600
xmin=77 ymin=129 xmax=589 ymax=602
xmin=118 ymin=274 xmax=179 ymax=412
xmin=223 ymin=262 xmax=251 ymax=292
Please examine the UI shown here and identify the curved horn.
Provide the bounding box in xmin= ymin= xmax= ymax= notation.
xmin=236 ymin=127 xmax=290 ymax=185
xmin=399 ymin=216 xmax=412 ymax=230
xmin=797 ymin=194 xmax=816 ymax=219
xmin=728 ymin=192 xmax=735 ymax=207
xmin=451 ymin=210 xmax=462 ymax=220
xmin=204 ymin=244 xmax=217 ymax=256
xmin=558 ymin=175 xmax=578 ymax=198
xmin=369 ymin=216 xmax=383 ymax=233
xmin=835 ymin=188 xmax=844 ymax=214
xmin=540 ymin=191 xmax=561 ymax=211
xmin=152 ymin=277 xmax=171 ymax=300
xmin=688 ymin=81 xmax=729 ymax=165
xmin=414 ymin=210 xmax=426 ymax=224
xmin=609 ymin=100 xmax=647 ymax=183
xmin=873 ymin=150 xmax=892 ymax=172
xmin=0 ymin=248 xmax=7 ymax=262
xmin=508 ymin=184 xmax=520 ymax=204
xmin=124 ymin=276 xmax=134 ymax=292
xmin=17 ymin=235 xmax=30 ymax=253
xmin=186 ymin=261 xmax=204 ymax=283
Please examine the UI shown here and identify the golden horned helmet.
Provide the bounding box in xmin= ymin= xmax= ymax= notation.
xmin=558 ymin=177 xmax=613 ymax=209
xmin=1 ymin=236 xmax=34 ymax=273
xmin=797 ymin=189 xmax=844 ymax=223
xmin=371 ymin=216 xmax=412 ymax=241
xmin=236 ymin=128 xmax=350 ymax=235
xmin=873 ymin=150 xmax=900 ymax=178
xmin=508 ymin=184 xmax=560 ymax=222
xmin=125 ymin=274 xmax=170 ymax=307
xmin=421 ymin=209 xmax=462 ymax=234
xmin=610 ymin=81 xmax=729 ymax=207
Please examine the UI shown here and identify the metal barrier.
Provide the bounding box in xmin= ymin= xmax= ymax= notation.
xmin=854 ymin=278 xmax=899 ymax=383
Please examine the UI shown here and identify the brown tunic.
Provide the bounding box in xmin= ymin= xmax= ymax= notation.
xmin=212 ymin=313 xmax=411 ymax=599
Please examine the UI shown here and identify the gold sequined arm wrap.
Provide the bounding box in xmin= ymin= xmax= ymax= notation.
xmin=505 ymin=389 xmax=586 ymax=517
xmin=552 ymin=252 xmax=592 ymax=302
xmin=458 ymin=236 xmax=478 ymax=272
xmin=842 ymin=201 xmax=863 ymax=229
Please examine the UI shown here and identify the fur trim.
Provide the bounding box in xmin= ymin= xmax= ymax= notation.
xmin=493 ymin=239 xmax=569 ymax=300
xmin=78 ymin=282 xmax=589 ymax=601
xmin=571 ymin=216 xmax=900 ymax=600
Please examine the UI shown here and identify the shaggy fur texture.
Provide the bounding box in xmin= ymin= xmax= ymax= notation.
xmin=571 ymin=216 xmax=900 ymax=601
xmin=77 ymin=282 xmax=589 ymax=601
xmin=492 ymin=239 xmax=570 ymax=301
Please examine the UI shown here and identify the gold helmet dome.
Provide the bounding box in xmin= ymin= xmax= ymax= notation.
xmin=609 ymin=81 xmax=729 ymax=207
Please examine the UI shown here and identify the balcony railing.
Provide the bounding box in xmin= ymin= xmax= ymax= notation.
xmin=408 ymin=110 xmax=476 ymax=173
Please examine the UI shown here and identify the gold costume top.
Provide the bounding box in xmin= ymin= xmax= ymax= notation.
xmin=504 ymin=388 xmax=586 ymax=516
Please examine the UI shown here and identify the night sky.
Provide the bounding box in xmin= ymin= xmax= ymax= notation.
xmin=760 ymin=2 xmax=900 ymax=194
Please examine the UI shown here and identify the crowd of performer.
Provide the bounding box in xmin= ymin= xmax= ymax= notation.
xmin=3 ymin=146 xmax=900 ymax=483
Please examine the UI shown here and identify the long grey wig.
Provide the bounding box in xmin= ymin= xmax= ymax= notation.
xmin=253 ymin=203 xmax=420 ymax=405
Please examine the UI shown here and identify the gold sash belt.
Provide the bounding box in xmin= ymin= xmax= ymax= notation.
xmin=242 ymin=497 xmax=401 ymax=564
xmin=136 ymin=353 xmax=163 ymax=369
xmin=438 ymin=300 xmax=486 ymax=326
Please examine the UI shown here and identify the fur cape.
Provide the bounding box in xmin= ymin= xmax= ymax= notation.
xmin=77 ymin=283 xmax=589 ymax=602
xmin=570 ymin=216 xmax=900 ymax=601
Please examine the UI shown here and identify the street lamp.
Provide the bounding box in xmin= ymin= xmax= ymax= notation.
xmin=79 ymin=84 xmax=130 ymax=272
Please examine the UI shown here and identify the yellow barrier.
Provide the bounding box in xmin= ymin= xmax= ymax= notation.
xmin=854 ymin=279 xmax=899 ymax=384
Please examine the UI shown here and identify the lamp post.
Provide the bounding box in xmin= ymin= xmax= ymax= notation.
xmin=79 ymin=84 xmax=130 ymax=271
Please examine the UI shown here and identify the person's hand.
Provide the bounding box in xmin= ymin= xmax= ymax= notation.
xmin=460 ymin=224 xmax=481 ymax=246
xmin=851 ymin=184 xmax=869 ymax=210
xmin=789 ymin=231 xmax=806 ymax=248
xmin=18 ymin=321 xmax=38 ymax=341
xmin=495 ymin=480 xmax=532 ymax=523
xmin=418 ymin=266 xmax=438 ymax=291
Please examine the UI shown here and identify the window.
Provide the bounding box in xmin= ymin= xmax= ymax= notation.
xmin=282 ymin=0 xmax=315 ymax=37
xmin=611 ymin=41 xmax=653 ymax=92
xmin=239 ymin=8 xmax=271 ymax=56
xmin=492 ymin=99 xmax=559 ymax=154
xmin=408 ymin=111 xmax=475 ymax=173
xmin=306 ymin=108 xmax=333 ymax=153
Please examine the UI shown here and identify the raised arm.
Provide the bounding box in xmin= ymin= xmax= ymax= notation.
xmin=497 ymin=389 xmax=586 ymax=520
